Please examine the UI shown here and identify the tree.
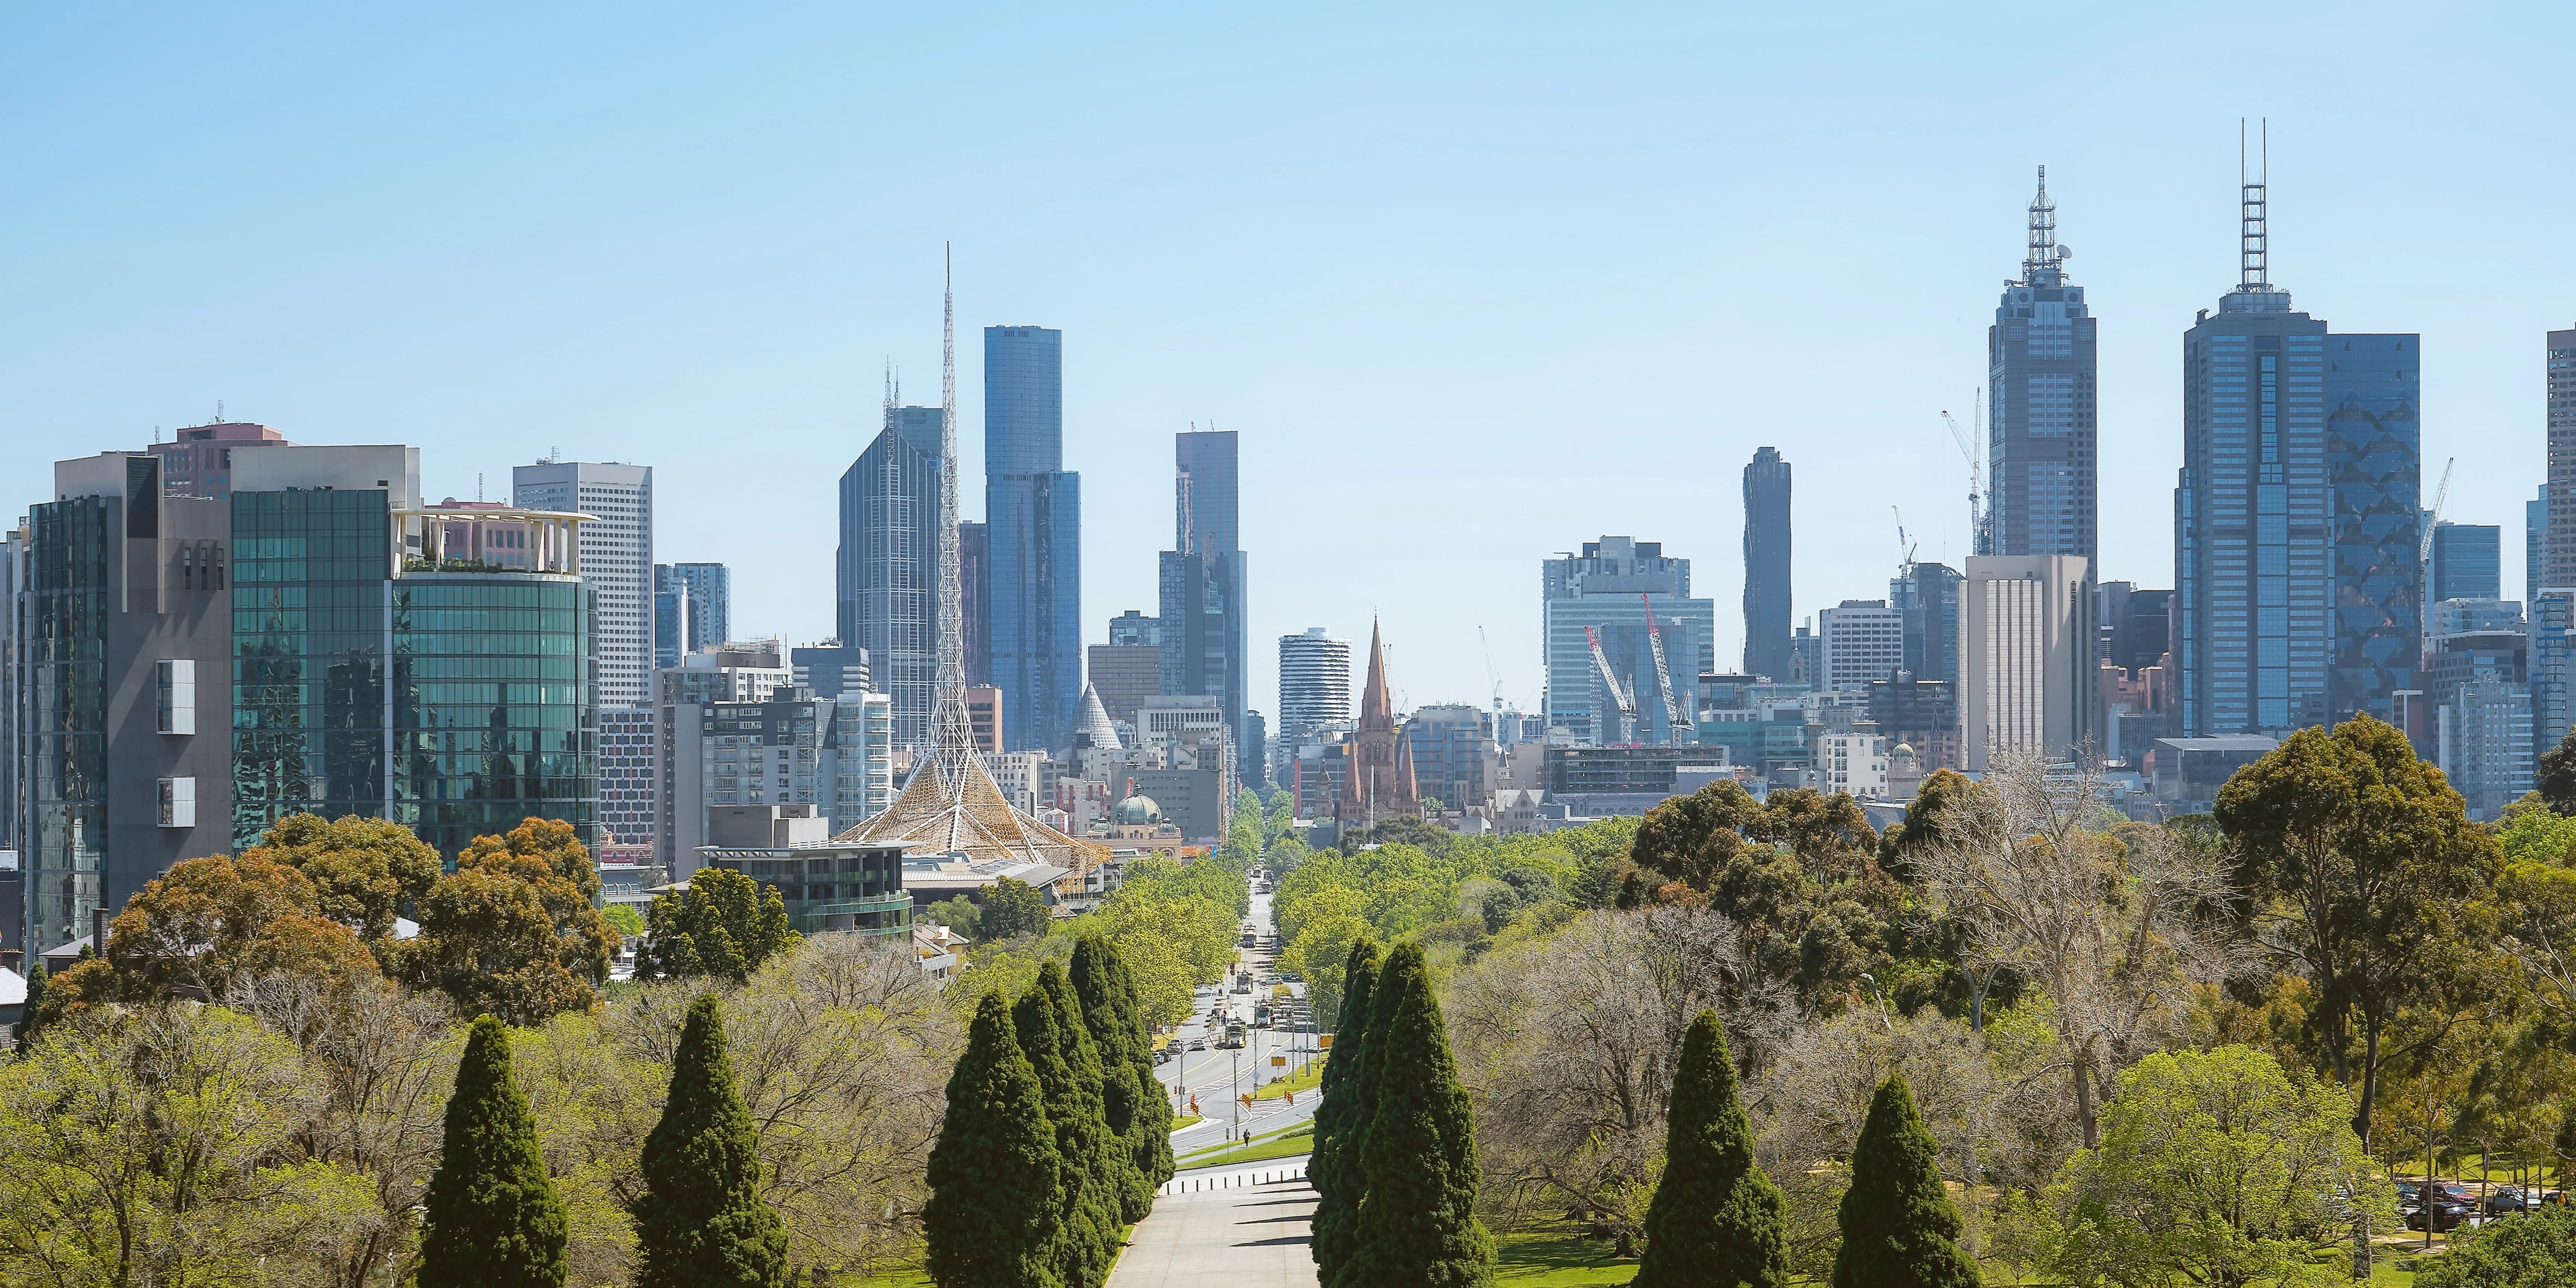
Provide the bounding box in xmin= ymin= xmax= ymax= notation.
xmin=2042 ymin=1046 xmax=2390 ymax=1288
xmin=1071 ymin=932 xmax=1167 ymax=1220
xmin=923 ymin=894 xmax=983 ymax=939
xmin=451 ymin=817 xmax=619 ymax=980
xmin=1635 ymin=1010 xmax=1789 ymax=1288
xmin=634 ymin=994 xmax=790 ymax=1288
xmin=2215 ymin=714 xmax=2500 ymax=1146
xmin=1337 ymin=942 xmax=1494 ymax=1288
xmin=243 ymin=811 xmax=442 ymax=942
xmin=2418 ymin=1200 xmax=2576 ymax=1288
xmin=404 ymin=862 xmax=600 ymax=1024
xmin=13 ymin=960 xmax=45 ymax=1055
xmin=637 ymin=866 xmax=800 ymax=982
xmin=2541 ymin=726 xmax=2576 ymax=815
xmin=420 ymin=1016 xmax=569 ymax=1288
xmin=462 ymin=816 xmax=604 ymax=902
xmin=1831 ymin=1074 xmax=1979 ymax=1288
xmin=1310 ymin=940 xmax=1382 ymax=1282
xmin=53 ymin=853 xmax=381 ymax=1015
xmin=1015 ymin=965 xmax=1120 ymax=1287
xmin=980 ymin=877 xmax=1052 ymax=940
xmin=924 ymin=990 xmax=1064 ymax=1288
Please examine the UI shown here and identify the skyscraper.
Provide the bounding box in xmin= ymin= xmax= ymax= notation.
xmin=1891 ymin=562 xmax=1963 ymax=685
xmin=1988 ymin=167 xmax=2098 ymax=563
xmin=1962 ymin=555 xmax=2099 ymax=769
xmin=666 ymin=562 xmax=731 ymax=646
xmin=2175 ymin=138 xmax=2418 ymax=734
xmin=1542 ymin=537 xmax=1714 ymax=745
xmin=1089 ymin=611 xmax=1161 ymax=726
xmin=2547 ymin=328 xmax=2576 ymax=587
xmin=514 ymin=460 xmax=652 ymax=708
xmin=1742 ymin=447 xmax=1793 ymax=679
xmin=2430 ymin=523 xmax=2502 ymax=603
xmin=1278 ymin=628 xmax=1354 ymax=745
xmin=984 ymin=325 xmax=1081 ymax=752
xmin=958 ymin=519 xmax=989 ymax=686
xmin=837 ymin=399 xmax=943 ymax=749
xmin=1158 ymin=429 xmax=1247 ymax=761
xmin=2532 ymin=486 xmax=2548 ymax=607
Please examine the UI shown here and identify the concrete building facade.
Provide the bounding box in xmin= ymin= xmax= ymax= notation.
xmin=514 ymin=461 xmax=651 ymax=708
xmin=1963 ymin=555 xmax=2099 ymax=770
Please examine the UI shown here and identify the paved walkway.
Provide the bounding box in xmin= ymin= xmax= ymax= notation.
xmin=1110 ymin=1169 xmax=1318 ymax=1288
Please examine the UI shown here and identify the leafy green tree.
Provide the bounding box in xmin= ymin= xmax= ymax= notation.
xmin=636 ymin=866 xmax=800 ymax=982
xmin=979 ymin=877 xmax=1052 ymax=940
xmin=925 ymin=990 xmax=1065 ymax=1288
xmin=2043 ymin=1046 xmax=2391 ymax=1288
xmin=923 ymin=894 xmax=983 ymax=939
xmin=1310 ymin=940 xmax=1382 ymax=1282
xmin=2215 ymin=714 xmax=2500 ymax=1145
xmin=1016 ymin=965 xmax=1120 ymax=1286
xmin=1831 ymin=1074 xmax=1979 ymax=1288
xmin=242 ymin=811 xmax=442 ymax=942
xmin=402 ymin=861 xmax=600 ymax=1024
xmin=13 ymin=961 xmax=45 ymax=1055
xmin=419 ymin=1015 xmax=568 ymax=1288
xmin=1634 ymin=1010 xmax=1787 ymax=1288
xmin=2420 ymin=1200 xmax=2576 ymax=1287
xmin=2541 ymin=727 xmax=2576 ymax=815
xmin=634 ymin=995 xmax=789 ymax=1288
xmin=460 ymin=816 xmax=604 ymax=902
xmin=1071 ymin=934 xmax=1163 ymax=1222
xmin=602 ymin=902 xmax=644 ymax=941
xmin=1337 ymin=942 xmax=1493 ymax=1288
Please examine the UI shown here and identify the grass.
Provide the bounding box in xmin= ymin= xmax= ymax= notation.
xmin=1493 ymin=1230 xmax=1635 ymax=1285
xmin=1175 ymin=1119 xmax=1313 ymax=1169
xmin=1170 ymin=1114 xmax=1203 ymax=1130
xmin=1254 ymin=1054 xmax=1326 ymax=1101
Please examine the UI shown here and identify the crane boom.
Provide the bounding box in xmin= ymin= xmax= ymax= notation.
xmin=1641 ymin=595 xmax=1688 ymax=745
xmin=1941 ymin=403 xmax=1989 ymax=557
xmin=2417 ymin=456 xmax=2456 ymax=565
xmin=1584 ymin=625 xmax=1636 ymax=746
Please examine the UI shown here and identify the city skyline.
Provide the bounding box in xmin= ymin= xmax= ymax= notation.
xmin=5 ymin=6 xmax=2574 ymax=714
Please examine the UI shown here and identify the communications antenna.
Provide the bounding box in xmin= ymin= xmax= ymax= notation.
xmin=2241 ymin=117 xmax=2270 ymax=291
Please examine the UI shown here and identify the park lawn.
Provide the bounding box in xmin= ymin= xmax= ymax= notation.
xmin=1254 ymin=1054 xmax=1326 ymax=1100
xmin=1492 ymin=1230 xmax=1634 ymax=1285
xmin=1175 ymin=1120 xmax=1313 ymax=1169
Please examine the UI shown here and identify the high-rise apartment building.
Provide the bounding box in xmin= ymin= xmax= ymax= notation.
xmin=1543 ymin=537 xmax=1715 ymax=745
xmin=2175 ymin=155 xmax=2418 ymax=734
xmin=664 ymin=562 xmax=731 ymax=646
xmin=1158 ymin=430 xmax=1247 ymax=761
xmin=1404 ymin=705 xmax=1496 ymax=814
xmin=787 ymin=642 xmax=870 ymax=701
xmin=2532 ymin=486 xmax=2548 ymax=607
xmin=601 ymin=706 xmax=657 ymax=848
xmin=959 ymin=519 xmax=989 ymax=686
xmin=652 ymin=585 xmax=690 ymax=670
xmin=13 ymin=442 xmax=599 ymax=953
xmin=1892 ymin=562 xmax=1963 ymax=686
xmin=514 ymin=461 xmax=652 ymax=708
xmin=984 ymin=325 xmax=1081 ymax=752
xmin=1988 ymin=168 xmax=2098 ymax=563
xmin=2547 ymin=329 xmax=2576 ymax=587
xmin=1089 ymin=610 xmax=1161 ymax=727
xmin=1962 ymin=555 xmax=2099 ymax=770
xmin=2430 ymin=523 xmax=2502 ymax=603
xmin=837 ymin=402 xmax=943 ymax=748
xmin=1742 ymin=447 xmax=1793 ymax=679
xmin=1819 ymin=600 xmax=1906 ymax=691
xmin=1278 ymin=628 xmax=1354 ymax=746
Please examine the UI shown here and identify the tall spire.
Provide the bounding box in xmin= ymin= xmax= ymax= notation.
xmin=928 ymin=242 xmax=977 ymax=785
xmin=2022 ymin=164 xmax=2062 ymax=281
xmin=2239 ymin=117 xmax=2270 ymax=291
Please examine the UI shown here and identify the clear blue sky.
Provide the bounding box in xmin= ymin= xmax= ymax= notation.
xmin=4 ymin=3 xmax=2570 ymax=718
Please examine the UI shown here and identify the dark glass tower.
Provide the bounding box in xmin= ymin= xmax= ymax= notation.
xmin=1988 ymin=167 xmax=2098 ymax=563
xmin=984 ymin=325 xmax=1081 ymax=752
xmin=837 ymin=402 xmax=943 ymax=749
xmin=1158 ymin=430 xmax=1247 ymax=761
xmin=1742 ymin=447 xmax=1793 ymax=680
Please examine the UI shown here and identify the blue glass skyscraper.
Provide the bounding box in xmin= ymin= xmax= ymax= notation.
xmin=1989 ymin=167 xmax=2097 ymax=564
xmin=2175 ymin=152 xmax=2417 ymax=735
xmin=1159 ymin=429 xmax=1247 ymax=762
xmin=838 ymin=402 xmax=943 ymax=749
xmin=984 ymin=325 xmax=1082 ymax=752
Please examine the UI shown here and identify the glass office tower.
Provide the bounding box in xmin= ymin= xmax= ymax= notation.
xmin=984 ymin=325 xmax=1082 ymax=752
xmin=1988 ymin=168 xmax=2099 ymax=563
xmin=837 ymin=403 xmax=942 ymax=750
xmin=1159 ymin=430 xmax=1247 ymax=759
xmin=1741 ymin=447 xmax=1793 ymax=679
xmin=230 ymin=488 xmax=397 ymax=847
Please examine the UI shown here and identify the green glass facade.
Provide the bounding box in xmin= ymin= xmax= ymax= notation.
xmin=22 ymin=498 xmax=111 ymax=950
xmin=230 ymin=488 xmax=597 ymax=862
xmin=707 ymin=844 xmax=911 ymax=935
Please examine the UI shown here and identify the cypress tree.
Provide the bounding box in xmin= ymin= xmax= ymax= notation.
xmin=1634 ymin=1010 xmax=1787 ymax=1288
xmin=15 ymin=960 xmax=48 ymax=1054
xmin=1016 ymin=964 xmax=1121 ymax=1288
xmin=1335 ymin=943 xmax=1493 ymax=1288
xmin=926 ymin=990 xmax=1066 ymax=1288
xmin=1308 ymin=939 xmax=1381 ymax=1282
xmin=1831 ymin=1074 xmax=1979 ymax=1288
xmin=418 ymin=1016 xmax=569 ymax=1288
xmin=1070 ymin=934 xmax=1155 ymax=1222
xmin=635 ymin=995 xmax=790 ymax=1288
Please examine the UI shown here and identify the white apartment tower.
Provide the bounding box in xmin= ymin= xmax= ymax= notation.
xmin=1819 ymin=600 xmax=1906 ymax=692
xmin=515 ymin=460 xmax=653 ymax=708
xmin=1278 ymin=628 xmax=1355 ymax=742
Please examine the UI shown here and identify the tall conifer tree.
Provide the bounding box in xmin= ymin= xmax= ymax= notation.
xmin=14 ymin=961 xmax=48 ymax=1054
xmin=1309 ymin=939 xmax=1381 ymax=1281
xmin=419 ymin=1016 xmax=569 ymax=1288
xmin=1831 ymin=1074 xmax=1979 ymax=1288
xmin=1335 ymin=943 xmax=1493 ymax=1288
xmin=1071 ymin=933 xmax=1158 ymax=1221
xmin=1634 ymin=1010 xmax=1787 ymax=1288
xmin=635 ymin=995 xmax=789 ymax=1288
xmin=926 ymin=990 xmax=1066 ymax=1288
xmin=1016 ymin=965 xmax=1120 ymax=1287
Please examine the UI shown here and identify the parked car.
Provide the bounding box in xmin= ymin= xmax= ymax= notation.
xmin=2407 ymin=1199 xmax=2475 ymax=1233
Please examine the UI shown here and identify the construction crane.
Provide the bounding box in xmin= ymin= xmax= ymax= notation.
xmin=1640 ymin=595 xmax=1689 ymax=745
xmin=1892 ymin=505 xmax=1917 ymax=570
xmin=2418 ymin=456 xmax=2456 ymax=650
xmin=1940 ymin=389 xmax=1992 ymax=557
xmin=1478 ymin=625 xmax=1504 ymax=718
xmin=1584 ymin=625 xmax=1637 ymax=746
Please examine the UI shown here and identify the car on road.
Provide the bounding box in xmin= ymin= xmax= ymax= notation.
xmin=1188 ymin=1038 xmax=1207 ymax=1051
xmin=2407 ymin=1198 xmax=2475 ymax=1232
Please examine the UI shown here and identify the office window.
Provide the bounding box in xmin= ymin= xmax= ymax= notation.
xmin=159 ymin=776 xmax=196 ymax=828
xmin=157 ymin=659 xmax=196 ymax=735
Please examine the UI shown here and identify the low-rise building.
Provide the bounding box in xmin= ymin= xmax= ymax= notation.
xmin=694 ymin=805 xmax=909 ymax=935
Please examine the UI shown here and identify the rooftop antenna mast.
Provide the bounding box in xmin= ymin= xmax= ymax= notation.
xmin=2241 ymin=117 xmax=2270 ymax=291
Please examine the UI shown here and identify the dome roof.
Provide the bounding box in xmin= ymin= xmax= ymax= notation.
xmin=1111 ymin=794 xmax=1164 ymax=826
